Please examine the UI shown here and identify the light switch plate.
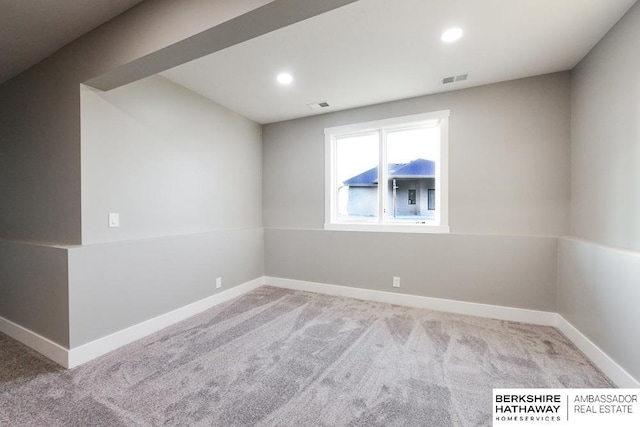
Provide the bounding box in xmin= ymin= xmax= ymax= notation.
xmin=108 ymin=213 xmax=120 ymax=228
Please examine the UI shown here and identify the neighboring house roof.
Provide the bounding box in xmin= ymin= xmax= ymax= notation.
xmin=343 ymin=158 xmax=435 ymax=186
xmin=343 ymin=163 xmax=400 ymax=186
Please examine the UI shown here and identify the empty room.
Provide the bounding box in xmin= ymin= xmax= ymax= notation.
xmin=1 ymin=0 xmax=639 ymax=426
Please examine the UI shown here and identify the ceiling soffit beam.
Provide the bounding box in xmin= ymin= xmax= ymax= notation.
xmin=85 ymin=0 xmax=360 ymax=91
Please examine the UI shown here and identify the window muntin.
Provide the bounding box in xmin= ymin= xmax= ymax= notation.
xmin=428 ymin=188 xmax=436 ymax=211
xmin=325 ymin=111 xmax=449 ymax=233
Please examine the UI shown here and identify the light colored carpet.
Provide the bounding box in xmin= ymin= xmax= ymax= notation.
xmin=1 ymin=286 xmax=612 ymax=426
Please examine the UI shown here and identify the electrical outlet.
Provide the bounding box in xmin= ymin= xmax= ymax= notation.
xmin=108 ymin=213 xmax=120 ymax=228
xmin=216 ymin=277 xmax=222 ymax=289
xmin=393 ymin=276 xmax=400 ymax=288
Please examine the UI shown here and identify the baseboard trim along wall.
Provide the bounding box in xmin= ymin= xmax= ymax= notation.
xmin=0 ymin=315 xmax=69 ymax=368
xmin=265 ymin=276 xmax=639 ymax=388
xmin=3 ymin=274 xmax=637 ymax=388
xmin=264 ymin=276 xmax=558 ymax=326
xmin=1 ymin=277 xmax=263 ymax=369
xmin=67 ymin=277 xmax=264 ymax=368
xmin=555 ymin=315 xmax=640 ymax=388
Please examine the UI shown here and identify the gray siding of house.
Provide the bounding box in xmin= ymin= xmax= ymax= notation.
xmin=346 ymin=187 xmax=378 ymax=217
xmin=386 ymin=178 xmax=435 ymax=217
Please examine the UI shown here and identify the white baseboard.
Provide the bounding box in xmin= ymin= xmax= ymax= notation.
xmin=67 ymin=277 xmax=264 ymax=368
xmin=264 ymin=276 xmax=557 ymax=326
xmin=555 ymin=315 xmax=640 ymax=388
xmin=0 ymin=316 xmax=69 ymax=368
xmin=4 ymin=275 xmax=637 ymax=388
xmin=1 ymin=277 xmax=264 ymax=369
xmin=265 ymin=276 xmax=639 ymax=388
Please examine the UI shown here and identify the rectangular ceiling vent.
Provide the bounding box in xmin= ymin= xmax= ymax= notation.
xmin=441 ymin=73 xmax=469 ymax=85
xmin=307 ymin=101 xmax=330 ymax=110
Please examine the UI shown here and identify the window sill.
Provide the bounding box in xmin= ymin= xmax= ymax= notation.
xmin=324 ymin=223 xmax=450 ymax=234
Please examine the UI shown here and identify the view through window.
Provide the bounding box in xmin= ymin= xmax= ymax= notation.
xmin=325 ymin=111 xmax=449 ymax=232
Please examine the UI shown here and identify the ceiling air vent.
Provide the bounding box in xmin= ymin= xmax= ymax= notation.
xmin=307 ymin=101 xmax=330 ymax=110
xmin=441 ymin=73 xmax=469 ymax=85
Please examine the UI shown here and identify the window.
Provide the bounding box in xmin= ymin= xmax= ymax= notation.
xmin=325 ymin=110 xmax=449 ymax=233
xmin=428 ymin=188 xmax=436 ymax=211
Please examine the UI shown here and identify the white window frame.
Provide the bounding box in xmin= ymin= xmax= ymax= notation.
xmin=324 ymin=110 xmax=450 ymax=233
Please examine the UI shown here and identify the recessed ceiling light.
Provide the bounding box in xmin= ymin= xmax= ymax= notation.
xmin=277 ymin=72 xmax=293 ymax=85
xmin=441 ymin=27 xmax=463 ymax=43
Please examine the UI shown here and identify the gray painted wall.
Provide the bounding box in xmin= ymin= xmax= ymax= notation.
xmin=69 ymin=74 xmax=265 ymax=346
xmin=558 ymin=239 xmax=640 ymax=381
xmin=0 ymin=68 xmax=82 ymax=244
xmin=0 ymin=0 xmax=283 ymax=348
xmin=559 ymin=2 xmax=640 ymax=383
xmin=68 ymin=228 xmax=263 ymax=347
xmin=81 ymin=76 xmax=262 ymax=244
xmin=266 ymin=229 xmax=558 ymax=312
xmin=570 ymin=2 xmax=640 ymax=252
xmin=0 ymin=240 xmax=69 ymax=347
xmin=264 ymin=73 xmax=571 ymax=236
xmin=1 ymin=0 xmax=636 ymax=385
xmin=263 ymin=74 xmax=570 ymax=310
xmin=0 ymin=0 xmax=273 ymax=245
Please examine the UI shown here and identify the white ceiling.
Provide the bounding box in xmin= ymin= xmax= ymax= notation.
xmin=0 ymin=0 xmax=144 ymax=84
xmin=1 ymin=0 xmax=635 ymax=123
xmin=161 ymin=0 xmax=637 ymax=124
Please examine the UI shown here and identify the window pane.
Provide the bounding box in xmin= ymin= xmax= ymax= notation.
xmin=336 ymin=133 xmax=379 ymax=221
xmin=385 ymin=127 xmax=439 ymax=222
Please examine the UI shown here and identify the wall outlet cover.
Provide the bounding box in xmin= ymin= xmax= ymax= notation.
xmin=108 ymin=213 xmax=120 ymax=228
